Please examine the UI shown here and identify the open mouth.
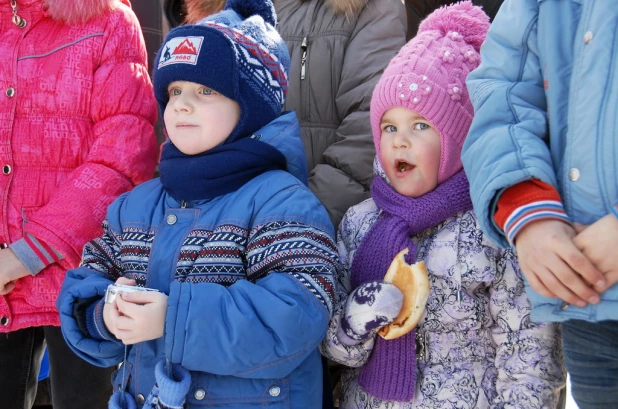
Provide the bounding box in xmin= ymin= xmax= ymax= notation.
xmin=396 ymin=159 xmax=414 ymax=173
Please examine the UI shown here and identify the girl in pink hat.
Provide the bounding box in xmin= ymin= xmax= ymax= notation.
xmin=320 ymin=2 xmax=565 ymax=408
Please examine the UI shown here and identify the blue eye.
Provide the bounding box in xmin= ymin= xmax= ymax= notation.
xmin=169 ymin=88 xmax=181 ymax=96
xmin=414 ymin=123 xmax=430 ymax=131
xmin=383 ymin=125 xmax=397 ymax=133
xmin=200 ymin=87 xmax=214 ymax=95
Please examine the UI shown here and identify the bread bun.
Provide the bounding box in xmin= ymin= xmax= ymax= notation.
xmin=378 ymin=248 xmax=430 ymax=340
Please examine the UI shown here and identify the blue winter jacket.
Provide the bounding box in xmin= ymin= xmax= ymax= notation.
xmin=57 ymin=112 xmax=338 ymax=408
xmin=462 ymin=0 xmax=618 ymax=323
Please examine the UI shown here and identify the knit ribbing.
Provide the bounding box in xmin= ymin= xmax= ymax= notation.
xmin=350 ymin=171 xmax=473 ymax=401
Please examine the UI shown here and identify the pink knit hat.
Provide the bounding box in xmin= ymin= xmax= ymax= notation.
xmin=371 ymin=1 xmax=490 ymax=183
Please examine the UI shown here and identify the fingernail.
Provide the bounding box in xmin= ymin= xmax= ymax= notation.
xmin=596 ymin=280 xmax=606 ymax=288
xmin=576 ymin=301 xmax=587 ymax=308
xmin=589 ymin=295 xmax=600 ymax=304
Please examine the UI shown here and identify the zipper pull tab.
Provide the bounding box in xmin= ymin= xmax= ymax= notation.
xmin=180 ymin=200 xmax=187 ymax=208
xmin=300 ymin=37 xmax=308 ymax=80
xmin=10 ymin=0 xmax=27 ymax=28
xmin=416 ymin=331 xmax=428 ymax=361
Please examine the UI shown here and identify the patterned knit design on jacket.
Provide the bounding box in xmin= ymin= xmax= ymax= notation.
xmin=349 ymin=172 xmax=472 ymax=401
xmin=370 ymin=1 xmax=489 ymax=183
xmin=84 ymin=218 xmax=335 ymax=311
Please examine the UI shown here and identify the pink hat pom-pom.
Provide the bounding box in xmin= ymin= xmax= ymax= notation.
xmin=418 ymin=0 xmax=490 ymax=52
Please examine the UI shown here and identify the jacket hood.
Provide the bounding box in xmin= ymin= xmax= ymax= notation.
xmin=255 ymin=111 xmax=308 ymax=185
xmin=43 ymin=0 xmax=125 ymax=24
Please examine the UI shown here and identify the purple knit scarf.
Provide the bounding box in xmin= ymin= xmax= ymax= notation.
xmin=350 ymin=170 xmax=472 ymax=402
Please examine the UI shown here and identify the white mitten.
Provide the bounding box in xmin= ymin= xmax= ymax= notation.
xmin=337 ymin=281 xmax=403 ymax=345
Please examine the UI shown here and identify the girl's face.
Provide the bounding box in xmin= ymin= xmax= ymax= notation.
xmin=379 ymin=107 xmax=441 ymax=198
xmin=164 ymin=81 xmax=241 ymax=155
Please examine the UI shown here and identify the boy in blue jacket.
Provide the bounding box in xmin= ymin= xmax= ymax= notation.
xmin=462 ymin=1 xmax=618 ymax=408
xmin=56 ymin=1 xmax=338 ymax=408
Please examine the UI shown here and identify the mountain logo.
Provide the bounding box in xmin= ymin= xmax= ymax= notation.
xmin=158 ymin=36 xmax=204 ymax=68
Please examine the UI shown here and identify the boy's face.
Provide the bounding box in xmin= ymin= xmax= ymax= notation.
xmin=164 ymin=81 xmax=241 ymax=155
xmin=379 ymin=107 xmax=441 ymax=198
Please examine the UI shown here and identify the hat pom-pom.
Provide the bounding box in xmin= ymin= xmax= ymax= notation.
xmin=418 ymin=0 xmax=490 ymax=52
xmin=225 ymin=0 xmax=276 ymax=26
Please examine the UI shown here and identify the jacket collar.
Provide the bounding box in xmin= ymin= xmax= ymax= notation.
xmin=251 ymin=111 xmax=308 ymax=184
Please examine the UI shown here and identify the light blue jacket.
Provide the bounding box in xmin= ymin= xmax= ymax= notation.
xmin=57 ymin=112 xmax=338 ymax=408
xmin=462 ymin=0 xmax=618 ymax=323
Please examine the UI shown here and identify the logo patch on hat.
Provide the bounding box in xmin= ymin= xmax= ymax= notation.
xmin=158 ymin=36 xmax=204 ymax=68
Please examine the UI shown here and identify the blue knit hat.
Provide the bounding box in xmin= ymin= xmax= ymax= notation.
xmin=153 ymin=0 xmax=290 ymax=143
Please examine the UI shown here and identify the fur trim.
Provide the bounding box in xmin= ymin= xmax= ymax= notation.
xmin=323 ymin=0 xmax=369 ymax=17
xmin=45 ymin=0 xmax=120 ymax=24
xmin=184 ymin=0 xmax=226 ymax=24
xmin=183 ymin=0 xmax=368 ymax=24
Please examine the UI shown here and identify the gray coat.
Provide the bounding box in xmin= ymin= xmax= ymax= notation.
xmin=274 ymin=0 xmax=407 ymax=229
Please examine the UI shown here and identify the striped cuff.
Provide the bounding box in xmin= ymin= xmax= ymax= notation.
xmin=612 ymin=205 xmax=618 ymax=220
xmin=85 ymin=299 xmax=116 ymax=341
xmin=10 ymin=235 xmax=64 ymax=276
xmin=504 ymin=200 xmax=570 ymax=245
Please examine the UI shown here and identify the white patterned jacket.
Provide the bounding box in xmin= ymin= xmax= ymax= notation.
xmin=321 ymin=198 xmax=565 ymax=409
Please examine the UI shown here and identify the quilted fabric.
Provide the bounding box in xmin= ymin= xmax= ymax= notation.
xmin=0 ymin=0 xmax=158 ymax=331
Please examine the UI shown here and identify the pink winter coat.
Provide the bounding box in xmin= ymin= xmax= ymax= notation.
xmin=0 ymin=0 xmax=158 ymax=332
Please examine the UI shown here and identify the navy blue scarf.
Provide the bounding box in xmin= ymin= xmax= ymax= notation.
xmin=159 ymin=138 xmax=287 ymax=201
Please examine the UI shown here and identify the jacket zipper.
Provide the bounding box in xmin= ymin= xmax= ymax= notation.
xmin=300 ymin=37 xmax=308 ymax=80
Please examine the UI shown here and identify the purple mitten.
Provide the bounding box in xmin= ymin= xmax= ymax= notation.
xmin=337 ymin=281 xmax=403 ymax=346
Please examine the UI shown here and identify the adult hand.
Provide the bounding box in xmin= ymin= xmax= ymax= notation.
xmin=0 ymin=249 xmax=30 ymax=295
xmin=573 ymin=214 xmax=618 ymax=293
xmin=514 ymin=219 xmax=604 ymax=307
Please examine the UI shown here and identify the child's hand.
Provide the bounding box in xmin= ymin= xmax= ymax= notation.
xmin=111 ymin=290 xmax=168 ymax=345
xmin=103 ymin=277 xmax=167 ymax=344
xmin=103 ymin=277 xmax=135 ymax=334
xmin=337 ymin=281 xmax=403 ymax=345
xmin=573 ymin=214 xmax=618 ymax=293
xmin=515 ymin=219 xmax=604 ymax=307
xmin=0 ymin=249 xmax=30 ymax=295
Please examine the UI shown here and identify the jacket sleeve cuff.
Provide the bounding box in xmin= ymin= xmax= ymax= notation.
xmin=503 ymin=201 xmax=570 ymax=246
xmin=85 ymin=298 xmax=116 ymax=342
xmin=10 ymin=235 xmax=64 ymax=276
xmin=493 ymin=180 xmax=570 ymax=245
